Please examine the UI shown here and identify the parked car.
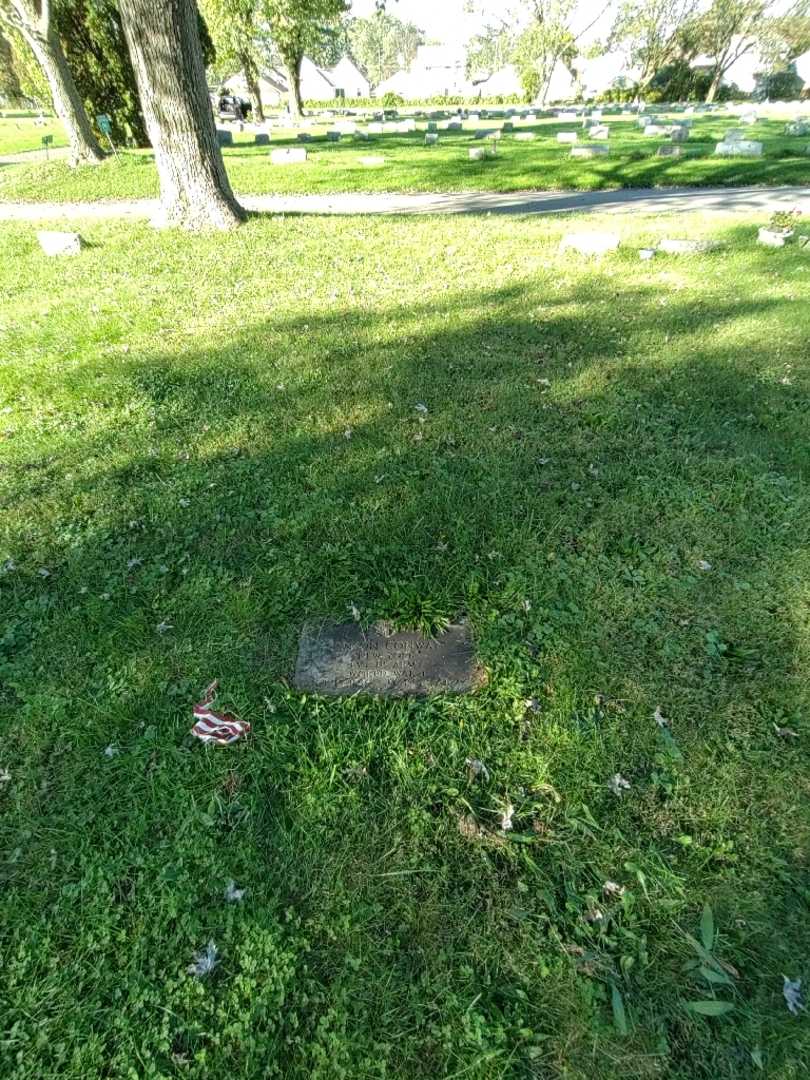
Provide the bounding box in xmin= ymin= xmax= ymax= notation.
xmin=216 ymin=93 xmax=251 ymax=122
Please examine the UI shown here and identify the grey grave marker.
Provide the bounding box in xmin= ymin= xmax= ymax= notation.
xmin=294 ymin=620 xmax=485 ymax=697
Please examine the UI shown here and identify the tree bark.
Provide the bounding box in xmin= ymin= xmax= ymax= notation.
xmin=4 ymin=0 xmax=104 ymax=165
xmin=705 ymin=68 xmax=722 ymax=103
xmin=283 ymin=52 xmax=304 ymax=122
xmin=118 ymin=0 xmax=245 ymax=230
xmin=241 ymin=51 xmax=264 ymax=123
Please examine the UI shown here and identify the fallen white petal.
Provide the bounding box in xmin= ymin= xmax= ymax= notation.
xmin=783 ymin=976 xmax=805 ymax=1015
xmin=224 ymin=880 xmax=246 ymax=903
xmin=608 ymin=773 xmax=631 ymax=797
xmin=187 ymin=940 xmax=219 ymax=977
xmin=466 ymin=757 xmax=490 ymax=782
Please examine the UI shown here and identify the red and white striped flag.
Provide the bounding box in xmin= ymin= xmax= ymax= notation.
xmin=191 ymin=681 xmax=250 ymax=745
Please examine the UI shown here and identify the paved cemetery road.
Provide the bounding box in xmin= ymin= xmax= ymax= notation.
xmin=0 ymin=184 xmax=808 ymax=221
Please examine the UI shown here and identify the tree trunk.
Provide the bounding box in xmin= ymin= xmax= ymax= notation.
xmin=242 ymin=52 xmax=264 ymax=123
xmin=118 ymin=0 xmax=245 ymax=230
xmin=283 ymin=53 xmax=304 ymax=122
xmin=705 ymin=68 xmax=722 ymax=103
xmin=9 ymin=4 xmax=104 ymax=165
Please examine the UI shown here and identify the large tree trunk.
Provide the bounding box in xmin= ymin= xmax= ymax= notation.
xmin=705 ymin=69 xmax=722 ymax=103
xmin=241 ymin=52 xmax=264 ymax=123
xmin=5 ymin=1 xmax=104 ymax=165
xmin=283 ymin=53 xmax=304 ymax=122
xmin=118 ymin=0 xmax=244 ymax=230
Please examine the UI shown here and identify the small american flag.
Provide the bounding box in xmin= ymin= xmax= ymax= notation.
xmin=191 ymin=681 xmax=250 ymax=745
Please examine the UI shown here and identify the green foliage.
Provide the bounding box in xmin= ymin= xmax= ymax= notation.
xmin=465 ymin=25 xmax=515 ymax=81
xmin=758 ymin=11 xmax=810 ymax=67
xmin=54 ymin=0 xmax=148 ymax=147
xmin=0 ymin=26 xmax=23 ymax=103
xmin=307 ymin=16 xmax=349 ymax=68
xmin=512 ymin=1 xmax=578 ymax=105
xmin=199 ymin=0 xmax=257 ymax=83
xmin=380 ymin=90 xmax=404 ymax=107
xmin=610 ymin=0 xmax=702 ymax=88
xmin=259 ymin=0 xmax=349 ymax=72
xmin=346 ymin=10 xmax=423 ymax=90
xmin=0 ymin=21 xmax=49 ymax=107
xmin=768 ymin=207 xmax=802 ymax=230
xmin=753 ymin=63 xmax=806 ymax=100
xmin=645 ymin=59 xmax=712 ymax=101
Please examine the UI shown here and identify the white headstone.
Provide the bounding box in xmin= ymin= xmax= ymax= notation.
xmin=425 ymin=132 xmax=439 ymax=145
xmin=37 ymin=231 xmax=83 ymax=256
xmin=513 ymin=131 xmax=536 ymax=141
xmin=714 ymin=140 xmax=762 ymax=157
xmin=557 ymin=131 xmax=578 ymax=143
xmin=270 ymin=147 xmax=307 ymax=164
xmin=570 ymin=144 xmax=609 ymax=158
xmin=560 ymin=232 xmax=620 ymax=255
xmin=658 ymin=238 xmax=718 ymax=254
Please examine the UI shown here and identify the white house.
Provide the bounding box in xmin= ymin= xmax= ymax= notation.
xmin=222 ymin=54 xmax=370 ymax=110
xmin=300 ymin=55 xmax=370 ymax=100
xmin=472 ymin=64 xmax=522 ymax=97
xmin=221 ymin=71 xmax=287 ymax=107
xmin=377 ymin=44 xmax=475 ymax=98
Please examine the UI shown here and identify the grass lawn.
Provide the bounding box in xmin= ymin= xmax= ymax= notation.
xmin=0 ymin=113 xmax=808 ymax=201
xmin=0 ymin=112 xmax=67 ymax=157
xmin=2 ymin=210 xmax=810 ymax=1078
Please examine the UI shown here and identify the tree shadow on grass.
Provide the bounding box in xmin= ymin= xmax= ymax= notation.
xmin=3 ymin=260 xmax=810 ymax=1076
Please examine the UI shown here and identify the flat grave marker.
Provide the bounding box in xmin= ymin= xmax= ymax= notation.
xmin=294 ymin=620 xmax=485 ymax=697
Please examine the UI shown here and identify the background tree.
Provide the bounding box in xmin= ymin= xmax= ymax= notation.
xmin=0 ymin=25 xmax=24 ymax=102
xmin=465 ymin=2 xmax=607 ymax=104
xmin=687 ymin=0 xmax=773 ymax=103
xmin=55 ymin=0 xmax=148 ymax=144
xmin=346 ymin=10 xmax=423 ymax=91
xmin=309 ymin=14 xmax=349 ymax=67
xmin=610 ymin=0 xmax=701 ymax=93
xmin=513 ymin=5 xmax=577 ymax=103
xmin=0 ymin=21 xmax=48 ymax=103
xmin=259 ymin=0 xmax=348 ymax=119
xmin=0 ymin=0 xmax=104 ymax=163
xmin=465 ymin=24 xmax=515 ymax=81
xmin=200 ymin=0 xmax=264 ymax=121
xmin=118 ymin=0 xmax=245 ymax=229
xmin=758 ymin=5 xmax=810 ymax=67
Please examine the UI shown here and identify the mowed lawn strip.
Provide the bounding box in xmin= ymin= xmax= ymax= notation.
xmin=0 ymin=113 xmax=68 ymax=156
xmin=1 ymin=113 xmax=809 ymax=201
xmin=1 ymin=212 xmax=809 ymax=1078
